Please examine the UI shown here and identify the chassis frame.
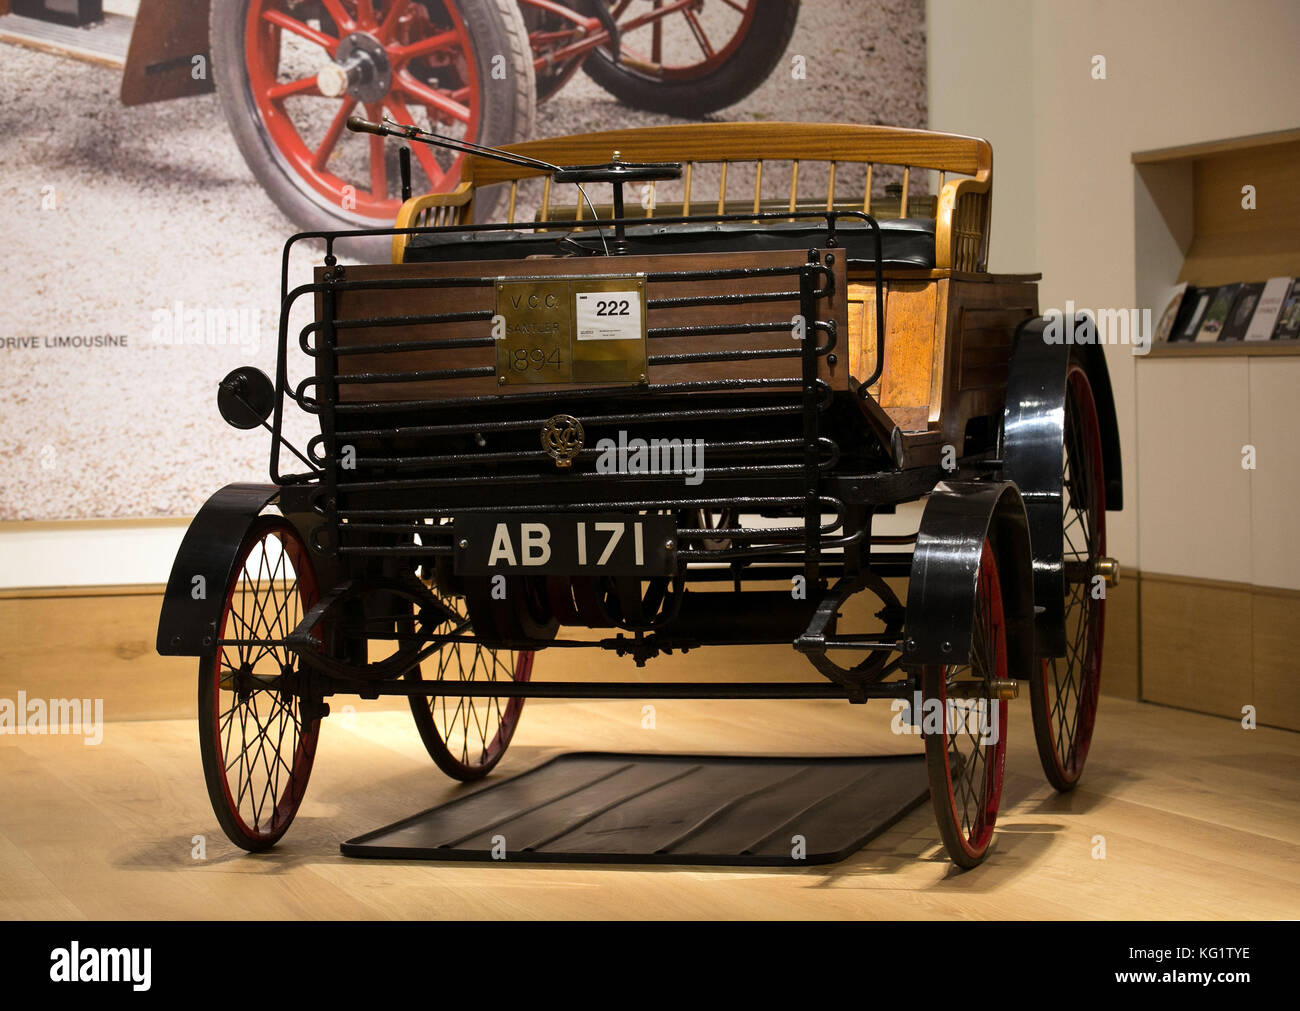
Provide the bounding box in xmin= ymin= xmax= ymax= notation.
xmin=156 ymin=197 xmax=1121 ymax=865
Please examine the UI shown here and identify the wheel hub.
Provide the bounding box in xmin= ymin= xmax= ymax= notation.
xmin=317 ymin=32 xmax=393 ymax=103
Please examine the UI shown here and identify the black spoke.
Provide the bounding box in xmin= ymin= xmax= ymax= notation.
xmin=1033 ymin=368 xmax=1105 ymax=791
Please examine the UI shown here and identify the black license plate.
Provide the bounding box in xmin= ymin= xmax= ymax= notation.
xmin=453 ymin=513 xmax=677 ymax=576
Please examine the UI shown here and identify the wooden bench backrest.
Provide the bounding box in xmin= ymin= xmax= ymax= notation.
xmin=394 ymin=122 xmax=993 ymax=272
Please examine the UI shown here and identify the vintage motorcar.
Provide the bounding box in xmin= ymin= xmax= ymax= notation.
xmin=156 ymin=120 xmax=1123 ymax=869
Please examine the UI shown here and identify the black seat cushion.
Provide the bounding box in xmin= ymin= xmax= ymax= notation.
xmin=403 ymin=217 xmax=936 ymax=268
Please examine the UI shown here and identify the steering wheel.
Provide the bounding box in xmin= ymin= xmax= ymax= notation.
xmin=551 ymin=156 xmax=683 ymax=253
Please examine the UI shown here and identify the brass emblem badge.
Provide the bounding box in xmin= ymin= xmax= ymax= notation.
xmin=541 ymin=414 xmax=584 ymax=468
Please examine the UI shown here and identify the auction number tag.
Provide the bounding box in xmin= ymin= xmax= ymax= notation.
xmin=575 ymin=290 xmax=643 ymax=341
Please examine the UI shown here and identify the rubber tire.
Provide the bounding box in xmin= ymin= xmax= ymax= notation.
xmin=210 ymin=0 xmax=536 ymax=260
xmin=582 ymin=0 xmax=799 ymax=117
xmin=198 ymin=515 xmax=321 ymax=852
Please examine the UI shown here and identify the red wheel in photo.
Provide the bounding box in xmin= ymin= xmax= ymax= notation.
xmin=211 ymin=0 xmax=535 ymax=255
xmin=582 ymin=0 xmax=800 ymax=116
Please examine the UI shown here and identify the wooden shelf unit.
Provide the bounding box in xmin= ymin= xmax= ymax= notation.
xmin=1135 ymin=127 xmax=1300 ymax=357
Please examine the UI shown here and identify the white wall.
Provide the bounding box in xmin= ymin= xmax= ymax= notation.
xmin=0 ymin=521 xmax=186 ymax=588
xmin=928 ymin=0 xmax=1300 ymax=573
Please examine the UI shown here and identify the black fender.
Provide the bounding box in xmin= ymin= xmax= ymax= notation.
xmin=1001 ymin=315 xmax=1123 ymax=655
xmin=156 ymin=483 xmax=330 ymax=657
xmin=901 ymin=481 xmax=1034 ymax=682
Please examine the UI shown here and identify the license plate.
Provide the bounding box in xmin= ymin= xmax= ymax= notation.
xmin=494 ymin=276 xmax=647 ymax=386
xmin=453 ymin=513 xmax=676 ymax=576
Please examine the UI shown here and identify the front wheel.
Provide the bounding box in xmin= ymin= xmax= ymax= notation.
xmin=198 ymin=516 xmax=322 ymax=851
xmin=582 ymin=0 xmax=800 ymax=117
xmin=922 ymin=538 xmax=1009 ymax=869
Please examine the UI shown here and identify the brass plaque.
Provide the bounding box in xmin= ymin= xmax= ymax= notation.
xmin=495 ymin=276 xmax=647 ymax=386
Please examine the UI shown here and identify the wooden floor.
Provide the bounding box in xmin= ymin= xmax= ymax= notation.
xmin=3 ymin=671 xmax=1298 ymax=921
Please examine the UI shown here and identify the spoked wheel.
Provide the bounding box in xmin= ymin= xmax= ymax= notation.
xmin=211 ymin=0 xmax=535 ymax=256
xmin=582 ymin=0 xmax=800 ymax=116
xmin=922 ymin=538 xmax=1009 ymax=869
xmin=408 ymin=592 xmax=534 ymax=781
xmin=198 ymin=516 xmax=322 ymax=852
xmin=1031 ymin=363 xmax=1107 ymax=792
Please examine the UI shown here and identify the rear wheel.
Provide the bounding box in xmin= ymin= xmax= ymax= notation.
xmin=922 ymin=538 xmax=1009 ymax=869
xmin=198 ymin=516 xmax=321 ymax=851
xmin=408 ymin=592 xmax=534 ymax=781
xmin=1030 ymin=363 xmax=1106 ymax=792
xmin=582 ymin=0 xmax=800 ymax=116
xmin=211 ymin=0 xmax=536 ymax=257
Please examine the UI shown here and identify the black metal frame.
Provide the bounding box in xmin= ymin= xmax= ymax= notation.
xmin=165 ymin=207 xmax=1040 ymax=707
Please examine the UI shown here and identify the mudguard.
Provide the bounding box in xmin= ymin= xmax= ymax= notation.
xmin=121 ymin=0 xmax=215 ymax=106
xmin=902 ymin=481 xmax=1034 ymax=681
xmin=156 ymin=483 xmax=280 ymax=657
xmin=1001 ymin=315 xmax=1123 ymax=656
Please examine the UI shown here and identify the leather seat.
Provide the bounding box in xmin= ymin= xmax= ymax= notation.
xmin=403 ymin=216 xmax=936 ymax=268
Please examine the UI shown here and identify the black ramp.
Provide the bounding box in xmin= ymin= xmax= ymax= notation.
xmin=342 ymin=752 xmax=930 ymax=866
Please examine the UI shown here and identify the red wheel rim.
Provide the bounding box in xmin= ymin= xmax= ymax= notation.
xmin=243 ymin=0 xmax=482 ymax=221
xmin=604 ymin=0 xmax=760 ymax=80
xmin=937 ymin=540 xmax=1009 ymax=861
xmin=212 ymin=522 xmax=320 ymax=844
xmin=1040 ymin=365 xmax=1107 ymax=783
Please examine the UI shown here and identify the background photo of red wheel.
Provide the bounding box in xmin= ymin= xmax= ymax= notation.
xmin=408 ymin=592 xmax=535 ymax=781
xmin=922 ymin=538 xmax=1009 ymax=869
xmin=198 ymin=516 xmax=322 ymax=852
xmin=1031 ymin=363 xmax=1107 ymax=792
xmin=211 ymin=0 xmax=536 ymax=255
xmin=582 ymin=0 xmax=800 ymax=117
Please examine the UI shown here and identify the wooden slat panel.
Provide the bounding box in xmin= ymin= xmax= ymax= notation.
xmin=322 ymin=250 xmax=850 ymax=402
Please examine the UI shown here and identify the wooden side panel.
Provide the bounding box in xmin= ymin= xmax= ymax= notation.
xmin=1140 ymin=575 xmax=1253 ymax=720
xmin=1103 ymin=574 xmax=1140 ymax=701
xmin=938 ymin=279 xmax=1038 ymax=448
xmin=849 ymin=279 xmax=939 ymax=432
xmin=1251 ymin=589 xmax=1300 ymax=733
xmin=322 ymin=250 xmax=849 ymax=402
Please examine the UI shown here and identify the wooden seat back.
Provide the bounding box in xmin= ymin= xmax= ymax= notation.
xmin=393 ymin=122 xmax=992 ymax=272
